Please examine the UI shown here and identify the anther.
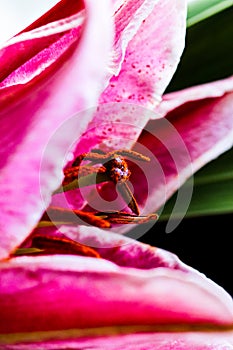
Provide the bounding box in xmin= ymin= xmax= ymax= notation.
xmin=40 ymin=207 xmax=111 ymax=229
xmin=31 ymin=234 xmax=101 ymax=258
xmin=96 ymin=211 xmax=158 ymax=225
xmin=104 ymin=156 xmax=131 ymax=184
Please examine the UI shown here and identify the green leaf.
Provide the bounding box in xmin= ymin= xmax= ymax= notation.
xmin=167 ymin=5 xmax=233 ymax=92
xmin=187 ymin=0 xmax=233 ymax=27
xmin=160 ymin=147 xmax=233 ymax=220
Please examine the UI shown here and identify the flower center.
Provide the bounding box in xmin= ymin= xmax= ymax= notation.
xmin=55 ymin=148 xmax=154 ymax=220
xmin=12 ymin=149 xmax=158 ymax=259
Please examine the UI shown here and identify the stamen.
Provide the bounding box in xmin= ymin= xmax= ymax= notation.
xmin=41 ymin=207 xmax=111 ymax=229
xmin=11 ymin=235 xmax=101 ymax=259
xmin=97 ymin=211 xmax=158 ymax=224
xmin=51 ymin=149 xmax=157 ymax=230
xmin=30 ymin=234 xmax=101 ymax=258
xmin=63 ymin=165 xmax=106 ymax=186
xmin=71 ymin=149 xmax=150 ymax=166
xmin=109 ymin=149 xmax=150 ymax=162
xmin=117 ymin=182 xmax=140 ymax=215
xmin=53 ymin=172 xmax=109 ymax=194
xmin=72 ymin=151 xmax=106 ymax=166
xmin=38 ymin=205 xmax=158 ymax=229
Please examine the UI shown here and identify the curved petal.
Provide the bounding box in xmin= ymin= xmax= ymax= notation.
xmin=0 ymin=0 xmax=114 ymax=259
xmin=155 ymin=76 xmax=233 ymax=119
xmin=135 ymin=77 xmax=233 ymax=212
xmin=1 ymin=227 xmax=233 ymax=347
xmin=31 ymin=224 xmax=192 ymax=271
xmin=102 ymin=0 xmax=187 ymax=106
xmin=111 ymin=0 xmax=161 ymax=76
xmin=0 ymin=250 xmax=233 ymax=337
xmin=72 ymin=0 xmax=187 ymax=156
xmin=0 ymin=1 xmax=84 ymax=89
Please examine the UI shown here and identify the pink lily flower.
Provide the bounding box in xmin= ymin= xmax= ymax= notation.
xmin=0 ymin=0 xmax=233 ymax=348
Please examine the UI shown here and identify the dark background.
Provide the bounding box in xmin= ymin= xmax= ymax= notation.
xmin=139 ymin=213 xmax=233 ymax=298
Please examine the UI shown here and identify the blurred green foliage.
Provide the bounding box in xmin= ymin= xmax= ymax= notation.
xmin=187 ymin=0 xmax=233 ymax=27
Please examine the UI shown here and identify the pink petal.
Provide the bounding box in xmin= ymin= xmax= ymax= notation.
xmin=155 ymin=76 xmax=233 ymax=119
xmin=1 ymin=230 xmax=233 ymax=347
xmin=0 ymin=1 xmax=84 ymax=89
xmin=0 ymin=1 xmax=114 ymax=259
xmin=72 ymin=0 xmax=187 ymax=156
xmin=135 ymin=77 xmax=233 ymax=216
xmin=103 ymin=0 xmax=187 ymax=106
xmin=30 ymin=225 xmax=192 ymax=270
xmin=0 ymin=251 xmax=233 ymax=336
